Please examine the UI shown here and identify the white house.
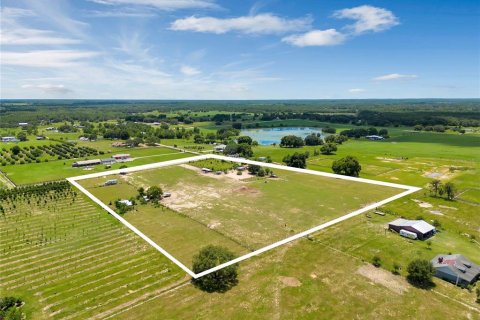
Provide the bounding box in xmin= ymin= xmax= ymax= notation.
xmin=213 ymin=144 xmax=227 ymax=152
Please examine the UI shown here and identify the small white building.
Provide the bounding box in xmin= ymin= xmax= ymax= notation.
xmin=366 ymin=135 xmax=385 ymax=141
xmin=1 ymin=136 xmax=19 ymax=142
xmin=119 ymin=199 xmax=133 ymax=206
xmin=18 ymin=122 xmax=28 ymax=127
xmin=213 ymin=144 xmax=227 ymax=152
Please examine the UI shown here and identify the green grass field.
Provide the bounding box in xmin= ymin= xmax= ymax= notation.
xmin=1 ymin=121 xmax=479 ymax=319
xmin=79 ymin=160 xmax=402 ymax=266
xmin=0 ymin=146 xmax=194 ymax=185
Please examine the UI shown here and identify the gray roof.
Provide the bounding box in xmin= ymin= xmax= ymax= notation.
xmin=389 ymin=218 xmax=435 ymax=234
xmin=431 ymin=254 xmax=480 ymax=283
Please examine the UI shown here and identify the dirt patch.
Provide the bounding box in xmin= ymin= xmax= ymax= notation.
xmin=439 ymin=205 xmax=458 ymax=210
xmin=423 ymin=166 xmax=454 ymax=180
xmin=233 ymin=186 xmax=259 ymax=194
xmin=376 ymin=157 xmax=405 ymax=162
xmin=412 ymin=199 xmax=433 ymax=208
xmin=357 ymin=264 xmax=408 ymax=295
xmin=429 ymin=210 xmax=444 ymax=216
xmin=279 ymin=276 xmax=301 ymax=287
xmin=310 ymin=273 xmax=317 ymax=279
xmin=208 ymin=221 xmax=221 ymax=229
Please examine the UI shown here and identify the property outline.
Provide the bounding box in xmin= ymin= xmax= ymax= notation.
xmin=67 ymin=154 xmax=421 ymax=279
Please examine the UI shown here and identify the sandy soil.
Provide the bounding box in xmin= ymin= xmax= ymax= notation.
xmin=279 ymin=276 xmax=301 ymax=287
xmin=412 ymin=199 xmax=433 ymax=208
xmin=356 ymin=264 xmax=408 ymax=295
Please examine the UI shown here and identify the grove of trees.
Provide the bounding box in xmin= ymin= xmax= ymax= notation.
xmin=283 ymin=152 xmax=309 ymax=168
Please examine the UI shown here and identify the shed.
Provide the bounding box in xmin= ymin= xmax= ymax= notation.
xmin=213 ymin=144 xmax=227 ymax=152
xmin=388 ymin=218 xmax=436 ymax=240
xmin=72 ymin=159 xmax=101 ymax=167
xmin=431 ymin=254 xmax=480 ymax=287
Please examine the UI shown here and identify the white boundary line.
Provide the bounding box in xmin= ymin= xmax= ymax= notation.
xmin=67 ymin=154 xmax=421 ymax=279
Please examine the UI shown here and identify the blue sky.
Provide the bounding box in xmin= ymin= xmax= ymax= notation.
xmin=1 ymin=0 xmax=479 ymax=99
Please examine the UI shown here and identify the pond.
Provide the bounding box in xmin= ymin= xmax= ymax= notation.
xmin=240 ymin=127 xmax=324 ymax=145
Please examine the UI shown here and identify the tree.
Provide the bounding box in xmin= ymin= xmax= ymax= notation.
xmin=10 ymin=146 xmax=21 ymax=155
xmin=16 ymin=132 xmax=27 ymax=141
xmin=283 ymin=152 xmax=309 ymax=168
xmin=237 ymin=143 xmax=253 ymax=158
xmin=237 ymin=136 xmax=252 ymax=145
xmin=443 ymin=182 xmax=456 ymax=200
xmin=379 ymin=128 xmax=389 ymax=137
xmin=232 ymin=122 xmax=242 ymax=130
xmin=280 ymin=135 xmax=304 ymax=148
xmin=304 ymin=133 xmax=323 ymax=146
xmin=146 ymin=186 xmax=163 ymax=203
xmin=429 ymin=179 xmax=442 ymax=197
xmin=332 ymin=156 xmax=361 ymax=177
xmin=406 ymin=259 xmax=435 ymax=288
xmin=368 ymin=127 xmax=378 ymax=135
xmin=191 ymin=245 xmax=238 ymax=292
xmin=248 ymin=164 xmax=261 ymax=175
xmin=476 ymin=287 xmax=480 ymax=304
xmin=193 ymin=134 xmax=204 ymax=144
xmin=320 ymin=143 xmax=337 ymax=155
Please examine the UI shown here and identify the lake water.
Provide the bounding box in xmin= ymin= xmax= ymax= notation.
xmin=240 ymin=127 xmax=324 ymax=145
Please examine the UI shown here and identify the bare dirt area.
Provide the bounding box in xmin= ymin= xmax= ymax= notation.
xmin=356 ymin=264 xmax=409 ymax=295
xmin=412 ymin=199 xmax=433 ymax=208
xmin=279 ymin=276 xmax=301 ymax=287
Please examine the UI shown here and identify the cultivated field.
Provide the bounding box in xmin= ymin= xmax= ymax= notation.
xmin=79 ymin=158 xmax=404 ymax=268
xmin=0 ymin=189 xmax=185 ymax=319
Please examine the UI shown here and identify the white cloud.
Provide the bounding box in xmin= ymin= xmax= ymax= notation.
xmin=1 ymin=50 xmax=99 ymax=68
xmin=21 ymin=84 xmax=73 ymax=94
xmin=333 ymin=5 xmax=399 ymax=34
xmin=373 ymin=73 xmax=418 ymax=81
xmin=281 ymin=29 xmax=346 ymax=47
xmin=0 ymin=6 xmax=81 ymax=46
xmin=180 ymin=65 xmax=201 ymax=76
xmin=170 ymin=13 xmax=312 ymax=34
xmin=349 ymin=88 xmax=365 ymax=93
xmin=90 ymin=0 xmax=218 ymax=10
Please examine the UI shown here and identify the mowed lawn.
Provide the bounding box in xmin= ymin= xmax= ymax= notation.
xmin=0 ymin=146 xmax=193 ymax=185
xmin=80 ymin=161 xmax=403 ymax=267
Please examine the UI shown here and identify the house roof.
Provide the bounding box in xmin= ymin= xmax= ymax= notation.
xmin=389 ymin=218 xmax=435 ymax=234
xmin=431 ymin=254 xmax=480 ymax=283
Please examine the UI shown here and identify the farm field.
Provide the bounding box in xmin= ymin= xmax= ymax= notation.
xmin=79 ymin=159 xmax=404 ymax=267
xmin=0 ymin=146 xmax=194 ymax=185
xmin=0 ymin=187 xmax=185 ymax=319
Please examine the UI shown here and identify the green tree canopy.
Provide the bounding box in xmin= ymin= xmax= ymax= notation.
xmin=304 ymin=133 xmax=323 ymax=146
xmin=280 ymin=135 xmax=304 ymax=148
xmin=191 ymin=245 xmax=238 ymax=292
xmin=283 ymin=152 xmax=309 ymax=168
xmin=320 ymin=143 xmax=337 ymax=155
xmin=146 ymin=186 xmax=163 ymax=202
xmin=332 ymin=156 xmax=361 ymax=177
xmin=406 ymin=259 xmax=435 ymax=289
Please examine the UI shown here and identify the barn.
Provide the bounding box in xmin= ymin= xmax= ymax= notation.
xmin=431 ymin=254 xmax=480 ymax=287
xmin=388 ymin=218 xmax=436 ymax=240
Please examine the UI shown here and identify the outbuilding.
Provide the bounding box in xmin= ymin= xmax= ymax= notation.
xmin=366 ymin=135 xmax=385 ymax=141
xmin=72 ymin=159 xmax=101 ymax=167
xmin=113 ymin=154 xmax=131 ymax=161
xmin=213 ymin=144 xmax=227 ymax=152
xmin=1 ymin=136 xmax=19 ymax=142
xmin=388 ymin=218 xmax=436 ymax=240
xmin=431 ymin=254 xmax=480 ymax=287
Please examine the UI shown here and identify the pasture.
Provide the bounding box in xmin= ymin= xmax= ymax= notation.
xmin=79 ymin=158 xmax=405 ymax=268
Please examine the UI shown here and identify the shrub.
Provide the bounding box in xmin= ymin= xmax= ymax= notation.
xmin=372 ymin=255 xmax=382 ymax=267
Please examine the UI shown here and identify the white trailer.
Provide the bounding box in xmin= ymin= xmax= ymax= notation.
xmin=400 ymin=229 xmax=417 ymax=240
